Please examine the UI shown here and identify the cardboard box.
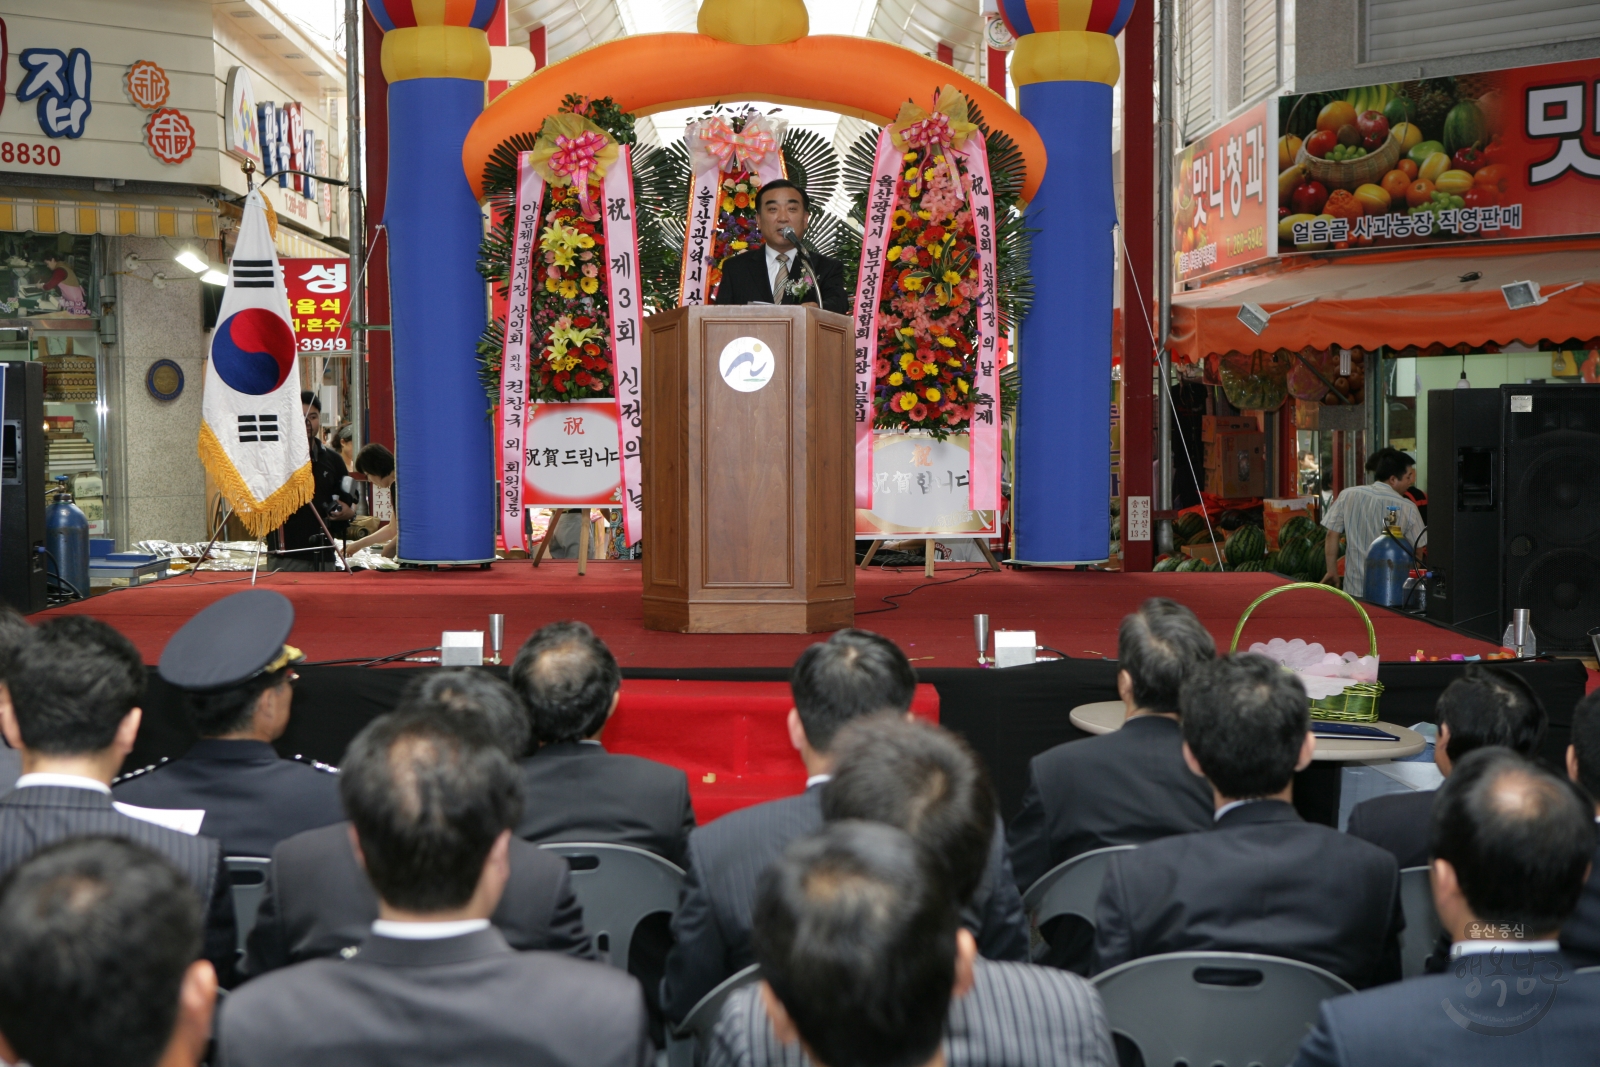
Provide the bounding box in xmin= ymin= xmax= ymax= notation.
xmin=1181 ymin=542 xmax=1221 ymax=565
xmin=1203 ymin=432 xmax=1266 ymax=498
xmin=1293 ymin=398 xmax=1365 ymax=432
xmin=1264 ymin=497 xmax=1317 ymax=548
xmin=1202 ymin=415 xmax=1258 ymax=442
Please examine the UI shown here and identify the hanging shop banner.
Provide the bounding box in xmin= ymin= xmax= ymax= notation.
xmin=1276 ymin=58 xmax=1600 ymax=253
xmin=495 ymin=153 xmax=543 ymax=552
xmin=851 ymin=129 xmax=902 ymax=507
xmin=602 ymin=144 xmax=645 ymax=544
xmin=522 ymin=398 xmax=622 ymax=507
xmin=855 ymin=432 xmax=997 ymax=538
xmin=281 ymin=258 xmax=353 ymax=353
xmin=677 ymin=112 xmax=785 ymax=306
xmin=1175 ymin=101 xmax=1275 ymax=284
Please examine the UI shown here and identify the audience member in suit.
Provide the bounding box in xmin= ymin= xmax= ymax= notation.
xmin=510 ymin=620 xmax=695 ymax=866
xmin=1008 ymin=599 xmax=1216 ymax=969
xmin=1559 ymin=690 xmax=1600 ymax=967
xmin=1347 ymin=665 xmax=1546 ymax=870
xmin=1094 ymin=654 xmax=1404 ymax=989
xmin=0 ymin=838 xmax=218 ymax=1067
xmin=219 ymin=706 xmax=651 ymax=1067
xmin=710 ymin=717 xmax=1115 ymax=1067
xmin=663 ymin=629 xmax=1028 ymax=1023
xmin=712 ymin=180 xmax=849 ymax=314
xmin=1295 ymin=748 xmax=1600 ymax=1066
xmin=0 ymin=617 xmax=237 ymax=985
xmin=744 ymin=822 xmax=1114 ymax=1067
xmin=241 ymin=670 xmax=589 ymax=978
xmin=0 ymin=605 xmax=30 ymax=795
xmin=112 ymin=591 xmax=343 ymax=857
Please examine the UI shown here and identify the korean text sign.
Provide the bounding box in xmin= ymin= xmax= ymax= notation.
xmin=856 ymin=432 xmax=997 ymax=538
xmin=1277 ymin=58 xmax=1600 ymax=253
xmin=522 ymin=399 xmax=623 ymax=508
xmin=1174 ymin=101 xmax=1276 ymax=284
xmin=281 ymin=258 xmax=351 ymax=353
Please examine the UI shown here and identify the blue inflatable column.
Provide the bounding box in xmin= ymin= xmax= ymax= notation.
xmin=999 ymin=4 xmax=1130 ymax=563
xmin=367 ymin=3 xmax=497 ymax=563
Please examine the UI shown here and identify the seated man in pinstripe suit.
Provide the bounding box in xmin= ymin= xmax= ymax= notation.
xmin=708 ymin=718 xmax=1115 ymax=1067
xmin=0 ymin=618 xmax=238 ymax=984
xmin=662 ymin=630 xmax=1028 ymax=1023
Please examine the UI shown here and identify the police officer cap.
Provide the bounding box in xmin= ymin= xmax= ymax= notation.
xmin=158 ymin=590 xmax=303 ymax=692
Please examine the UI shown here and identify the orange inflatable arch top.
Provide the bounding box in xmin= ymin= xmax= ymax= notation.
xmin=462 ymin=33 xmax=1047 ymax=203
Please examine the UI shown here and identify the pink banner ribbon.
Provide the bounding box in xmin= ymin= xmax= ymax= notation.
xmin=955 ymin=135 xmax=1001 ymax=513
xmin=549 ymin=130 xmax=608 ymax=221
xmin=696 ymin=116 xmax=778 ymax=174
xmin=850 ymin=130 xmax=904 ymax=509
xmin=602 ymin=145 xmax=644 ymax=545
xmin=498 ymin=153 xmax=545 ymax=552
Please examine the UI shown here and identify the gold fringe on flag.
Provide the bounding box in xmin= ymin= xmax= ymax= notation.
xmin=198 ymin=421 xmax=316 ymax=537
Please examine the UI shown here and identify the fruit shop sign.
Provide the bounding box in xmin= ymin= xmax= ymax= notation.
xmin=1276 ymin=57 xmax=1600 ymax=254
xmin=1175 ymin=102 xmax=1275 ymax=283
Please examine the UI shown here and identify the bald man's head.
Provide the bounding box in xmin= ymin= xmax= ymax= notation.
xmin=1431 ymin=748 xmax=1596 ymax=934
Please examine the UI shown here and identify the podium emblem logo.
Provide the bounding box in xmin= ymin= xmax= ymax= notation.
xmin=719 ymin=336 xmax=774 ymax=393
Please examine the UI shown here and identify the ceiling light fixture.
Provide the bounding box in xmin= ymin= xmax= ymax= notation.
xmin=175 ymin=250 xmax=208 ymax=274
xmin=201 ymin=270 xmax=228 ymax=287
xmin=1236 ymin=296 xmax=1316 ymax=336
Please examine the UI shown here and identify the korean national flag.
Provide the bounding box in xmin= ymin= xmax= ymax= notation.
xmin=198 ymin=189 xmax=312 ymax=536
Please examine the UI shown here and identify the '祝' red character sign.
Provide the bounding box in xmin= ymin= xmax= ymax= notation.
xmin=145 ymin=107 xmax=195 ymax=165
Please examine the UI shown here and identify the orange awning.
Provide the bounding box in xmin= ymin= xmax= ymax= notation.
xmin=1169 ymin=238 xmax=1600 ymax=362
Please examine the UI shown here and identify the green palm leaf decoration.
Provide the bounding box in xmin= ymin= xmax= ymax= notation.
xmin=781 ymin=126 xmax=839 ymax=211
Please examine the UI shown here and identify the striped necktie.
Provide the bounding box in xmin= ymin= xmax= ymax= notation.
xmin=773 ymin=252 xmax=790 ymax=301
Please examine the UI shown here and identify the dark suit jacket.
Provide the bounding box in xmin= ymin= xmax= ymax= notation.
xmin=241 ymin=820 xmax=591 ymax=978
xmin=1559 ymin=837 xmax=1600 ymax=968
xmin=219 ymin=927 xmax=653 ymax=1067
xmin=1346 ymin=788 xmax=1434 ymax=871
xmin=0 ymin=784 xmax=238 ymax=984
xmin=1094 ymin=800 xmax=1404 ymax=989
xmin=113 ymin=739 xmax=344 ymax=859
xmin=1294 ymin=951 xmax=1600 ymax=1066
xmin=517 ymin=741 xmax=695 ymax=868
xmin=708 ymin=956 xmax=1116 ymax=1067
xmin=712 ymin=245 xmax=849 ymax=315
xmin=1008 ymin=714 xmax=1215 ymax=892
xmin=662 ymin=785 xmax=1028 ymax=1022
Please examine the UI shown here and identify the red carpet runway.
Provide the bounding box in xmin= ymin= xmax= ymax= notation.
xmin=54 ymin=561 xmax=1503 ymax=667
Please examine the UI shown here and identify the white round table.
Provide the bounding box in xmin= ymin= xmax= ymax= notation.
xmin=1067 ymin=701 xmax=1427 ymax=762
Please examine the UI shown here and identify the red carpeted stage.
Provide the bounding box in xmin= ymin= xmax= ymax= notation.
xmin=59 ymin=562 xmax=1582 ymax=827
xmin=54 ymin=560 xmax=1502 ymax=667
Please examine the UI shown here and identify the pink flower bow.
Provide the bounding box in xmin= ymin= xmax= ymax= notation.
xmin=549 ymin=130 xmax=609 ymax=220
xmin=699 ymin=117 xmax=777 ymax=173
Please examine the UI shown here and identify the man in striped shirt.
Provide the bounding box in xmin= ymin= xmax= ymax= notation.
xmin=1321 ymin=448 xmax=1425 ymax=598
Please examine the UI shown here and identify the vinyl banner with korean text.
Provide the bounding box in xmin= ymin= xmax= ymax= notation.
xmin=855 ymin=432 xmax=998 ymax=538
xmin=1175 ymin=102 xmax=1276 ymax=284
xmin=1276 ymin=59 xmax=1600 ymax=252
xmin=523 ymin=399 xmax=623 ymax=507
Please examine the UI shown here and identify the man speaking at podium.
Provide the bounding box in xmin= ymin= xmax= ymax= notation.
xmin=713 ymin=180 xmax=850 ymax=314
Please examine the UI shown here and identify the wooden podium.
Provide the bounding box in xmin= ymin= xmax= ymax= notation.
xmin=641 ymin=305 xmax=855 ymax=633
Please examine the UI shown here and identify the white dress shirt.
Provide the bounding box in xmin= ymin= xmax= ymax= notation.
xmin=15 ymin=772 xmax=109 ymax=794
xmin=765 ymin=242 xmax=797 ymax=297
xmin=371 ymin=918 xmax=491 ymax=940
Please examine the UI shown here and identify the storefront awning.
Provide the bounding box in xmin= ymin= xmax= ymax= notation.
xmin=1169 ymin=238 xmax=1600 ymax=362
xmin=0 ymin=194 xmax=219 ymax=240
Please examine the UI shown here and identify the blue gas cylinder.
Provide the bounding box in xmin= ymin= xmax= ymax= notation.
xmin=1363 ymin=530 xmax=1413 ymax=606
xmin=45 ymin=479 xmax=90 ymax=599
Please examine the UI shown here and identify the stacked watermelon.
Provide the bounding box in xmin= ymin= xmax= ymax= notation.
xmin=1224 ymin=524 xmax=1267 ymax=568
xmin=1270 ymin=517 xmax=1334 ymax=581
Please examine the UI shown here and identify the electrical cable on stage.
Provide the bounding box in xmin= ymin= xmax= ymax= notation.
xmin=855 ymin=567 xmax=993 ymax=616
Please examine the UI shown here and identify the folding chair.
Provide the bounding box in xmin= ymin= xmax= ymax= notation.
xmin=1020 ymin=844 xmax=1136 ymax=968
xmin=224 ymin=856 xmax=272 ymax=956
xmin=1398 ymin=865 xmax=1444 ymax=977
xmin=537 ymin=841 xmax=685 ymax=969
xmin=669 ymin=964 xmax=760 ymax=1067
xmin=1092 ymin=951 xmax=1355 ymax=1067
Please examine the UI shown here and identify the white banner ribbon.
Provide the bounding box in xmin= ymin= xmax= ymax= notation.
xmin=679 ymin=169 xmax=721 ymax=307
xmin=956 ymin=135 xmax=1001 ymax=513
xmin=498 ymin=153 xmax=544 ymax=552
xmin=602 ymin=145 xmax=644 ymax=545
xmin=850 ymin=130 xmax=903 ymax=508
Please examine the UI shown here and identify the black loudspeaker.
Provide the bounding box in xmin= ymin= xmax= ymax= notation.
xmin=1501 ymin=384 xmax=1600 ymax=654
xmin=1 ymin=361 xmax=47 ymax=614
xmin=1425 ymin=388 xmax=1503 ymax=642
